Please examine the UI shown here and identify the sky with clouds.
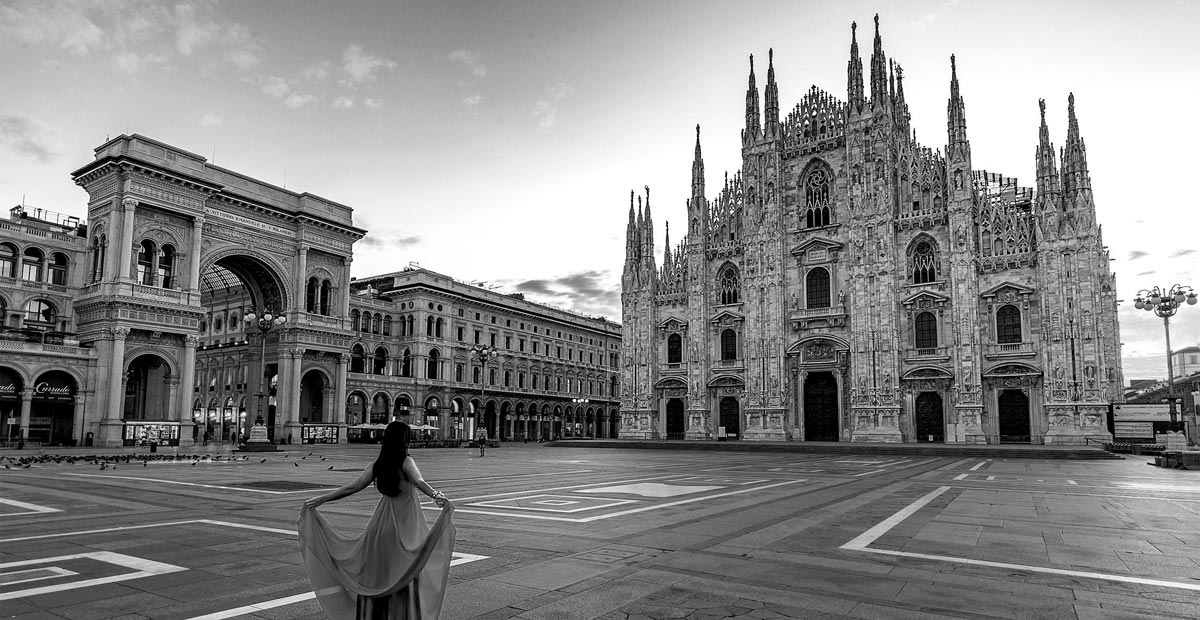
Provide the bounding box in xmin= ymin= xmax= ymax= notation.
xmin=1 ymin=0 xmax=1197 ymax=382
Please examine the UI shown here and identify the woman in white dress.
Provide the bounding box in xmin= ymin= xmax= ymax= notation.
xmin=299 ymin=421 xmax=455 ymax=619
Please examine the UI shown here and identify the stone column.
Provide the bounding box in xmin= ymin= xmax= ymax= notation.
xmin=105 ymin=328 xmax=130 ymax=423
xmin=295 ymin=245 xmax=309 ymax=313
xmin=279 ymin=347 xmax=304 ymax=443
xmin=187 ymin=216 xmax=204 ymax=292
xmin=340 ymin=257 xmax=352 ymax=317
xmin=118 ymin=197 xmax=137 ymax=281
xmin=179 ymin=335 xmax=198 ymax=445
xmin=18 ymin=388 xmax=33 ymax=441
xmin=72 ymin=393 xmax=86 ymax=446
xmin=834 ymin=370 xmax=844 ymax=440
xmin=335 ymin=353 xmax=349 ymax=443
xmin=796 ymin=370 xmax=808 ymax=441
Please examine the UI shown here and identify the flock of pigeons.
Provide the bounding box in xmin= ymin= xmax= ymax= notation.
xmin=1 ymin=452 xmax=333 ymax=470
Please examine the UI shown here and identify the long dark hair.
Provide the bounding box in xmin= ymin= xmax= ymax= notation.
xmin=372 ymin=421 xmax=410 ymax=496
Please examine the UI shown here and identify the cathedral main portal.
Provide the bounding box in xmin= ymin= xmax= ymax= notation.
xmin=803 ymin=372 xmax=839 ymax=441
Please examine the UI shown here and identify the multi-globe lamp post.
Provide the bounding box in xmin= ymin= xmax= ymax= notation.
xmin=1133 ymin=284 xmax=1197 ymax=435
xmin=571 ymin=398 xmax=589 ymax=437
xmin=471 ymin=344 xmax=499 ymax=441
xmin=243 ymin=309 xmax=287 ymax=443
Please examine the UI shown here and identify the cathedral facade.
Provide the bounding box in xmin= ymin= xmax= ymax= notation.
xmin=619 ymin=16 xmax=1123 ymax=444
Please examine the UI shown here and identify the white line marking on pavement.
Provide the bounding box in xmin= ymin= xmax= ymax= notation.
xmin=180 ymin=553 xmax=489 ymax=620
xmin=0 ymin=566 xmax=76 ymax=586
xmin=953 ymin=474 xmax=969 ymax=481
xmin=987 ymin=476 xmax=995 ymax=481
xmin=0 ymin=551 xmax=186 ymax=601
xmin=0 ymin=497 xmax=62 ymax=517
xmin=63 ymin=473 xmax=325 ymax=494
xmin=841 ymin=485 xmax=1200 ymax=592
xmin=968 ymin=460 xmax=989 ymax=471
xmin=1067 ymin=480 xmax=1078 ymax=485
xmin=853 ymin=470 xmax=886 ymax=477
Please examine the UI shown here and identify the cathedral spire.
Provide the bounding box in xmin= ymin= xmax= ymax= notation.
xmin=869 ymin=14 xmax=888 ymax=110
xmin=947 ymin=54 xmax=970 ymax=160
xmin=764 ymin=48 xmax=780 ymax=139
xmin=847 ymin=21 xmax=864 ymax=113
xmin=1035 ymin=98 xmax=1061 ymax=208
xmin=662 ymin=221 xmax=671 ymax=266
xmin=744 ymin=54 xmax=761 ymax=142
xmin=895 ymin=62 xmax=911 ymax=136
xmin=691 ymin=124 xmax=705 ymax=199
xmin=626 ymin=189 xmax=637 ymax=263
xmin=1061 ymin=92 xmax=1092 ymax=198
xmin=642 ymin=185 xmax=654 ymax=262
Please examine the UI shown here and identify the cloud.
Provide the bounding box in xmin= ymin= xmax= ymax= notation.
xmin=302 ymin=61 xmax=332 ymax=81
xmin=0 ymin=0 xmax=107 ymax=55
xmin=1136 ymin=270 xmax=1154 ymax=276
xmin=0 ymin=115 xmax=66 ymax=163
xmin=332 ymin=96 xmax=355 ymax=110
xmin=358 ymin=233 xmax=421 ymax=249
xmin=1128 ymin=250 xmax=1149 ymax=261
xmin=112 ymin=50 xmax=166 ymax=74
xmin=915 ymin=0 xmax=960 ymax=30
xmin=448 ymin=49 xmax=487 ymax=81
xmin=262 ymin=75 xmax=290 ymax=98
xmin=462 ymin=94 xmax=482 ymax=111
xmin=532 ymin=83 xmax=574 ymax=129
xmin=1170 ymin=249 xmax=1196 ymax=258
xmin=342 ymin=44 xmax=397 ymax=84
xmin=364 ymin=98 xmax=384 ymax=110
xmin=199 ymin=113 xmax=221 ymax=127
xmin=283 ymin=93 xmax=317 ymax=109
xmin=504 ymin=270 xmax=620 ymax=319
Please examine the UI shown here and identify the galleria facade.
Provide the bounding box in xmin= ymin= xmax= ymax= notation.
xmin=619 ymin=16 xmax=1123 ymax=444
xmin=1 ymin=135 xmax=620 ymax=448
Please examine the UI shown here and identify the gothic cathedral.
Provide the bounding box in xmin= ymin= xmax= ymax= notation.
xmin=619 ymin=16 xmax=1122 ymax=444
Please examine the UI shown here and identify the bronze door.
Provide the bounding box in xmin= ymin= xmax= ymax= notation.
xmin=803 ymin=372 xmax=839 ymax=441
xmin=666 ymin=399 xmax=686 ymax=439
xmin=998 ymin=389 xmax=1030 ymax=443
xmin=719 ymin=397 xmax=740 ymax=439
xmin=915 ymin=391 xmax=944 ymax=442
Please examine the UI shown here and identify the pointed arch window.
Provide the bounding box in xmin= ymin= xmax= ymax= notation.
xmin=803 ymin=168 xmax=832 ymax=228
xmin=806 ymin=267 xmax=831 ymax=309
xmin=716 ymin=266 xmax=740 ymax=305
xmin=915 ymin=312 xmax=938 ymax=350
xmin=911 ymin=241 xmax=938 ymax=284
xmin=720 ymin=329 xmax=738 ymax=361
xmin=667 ymin=333 xmax=683 ymax=364
xmin=996 ymin=305 xmax=1022 ymax=344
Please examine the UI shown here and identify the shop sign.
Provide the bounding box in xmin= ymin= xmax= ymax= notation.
xmin=33 ymin=380 xmax=75 ymax=401
xmin=1112 ymin=404 xmax=1171 ymax=422
xmin=0 ymin=368 xmax=20 ymax=401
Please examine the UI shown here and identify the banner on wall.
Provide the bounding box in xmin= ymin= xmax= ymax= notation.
xmin=0 ymin=368 xmax=21 ymax=401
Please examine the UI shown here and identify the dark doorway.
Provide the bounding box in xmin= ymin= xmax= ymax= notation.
xmin=915 ymin=391 xmax=944 ymax=443
xmin=998 ymin=389 xmax=1031 ymax=443
xmin=666 ymin=399 xmax=685 ymax=439
xmin=719 ymin=397 xmax=740 ymax=439
xmin=803 ymin=372 xmax=839 ymax=441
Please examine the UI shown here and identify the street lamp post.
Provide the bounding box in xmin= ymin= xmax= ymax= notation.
xmin=1134 ymin=284 xmax=1197 ymax=435
xmin=471 ymin=345 xmax=499 ymax=441
xmin=572 ymin=398 xmax=589 ymax=437
xmin=243 ymin=309 xmax=287 ymax=443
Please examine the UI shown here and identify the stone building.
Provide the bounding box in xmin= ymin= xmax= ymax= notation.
xmin=2 ymin=134 xmax=622 ymax=447
xmin=620 ymin=16 xmax=1122 ymax=444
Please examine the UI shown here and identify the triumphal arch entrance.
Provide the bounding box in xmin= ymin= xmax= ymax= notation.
xmin=72 ymin=135 xmax=364 ymax=447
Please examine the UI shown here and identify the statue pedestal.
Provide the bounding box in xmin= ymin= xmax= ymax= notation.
xmin=236 ymin=424 xmax=278 ymax=452
xmin=743 ymin=411 xmax=788 ymax=441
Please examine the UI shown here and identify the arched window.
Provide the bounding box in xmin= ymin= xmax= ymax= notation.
xmin=456 ymin=364 xmax=464 ymax=382
xmin=22 ymin=299 xmax=56 ymax=329
xmin=804 ymin=168 xmax=831 ymax=228
xmin=136 ymin=241 xmax=155 ymax=285
xmin=720 ymin=329 xmax=738 ymax=361
xmin=0 ymin=243 xmax=17 ymax=278
xmin=319 ymin=280 xmax=332 ymax=315
xmin=997 ymin=305 xmax=1022 ymax=344
xmin=912 ymin=241 xmax=938 ymax=284
xmin=667 ymin=333 xmax=682 ymax=364
xmin=915 ymin=312 xmax=938 ymax=349
xmin=90 ymin=235 xmax=107 ymax=283
xmin=46 ymin=252 xmax=68 ymax=286
xmin=350 ymin=309 xmax=360 ymax=331
xmin=401 ymin=349 xmax=412 ymax=377
xmin=306 ymin=277 xmax=319 ymax=312
xmin=473 ymin=366 xmax=481 ymax=383
xmin=157 ymin=245 xmax=175 ymax=289
xmin=372 ymin=313 xmax=382 ymax=335
xmin=504 ymin=370 xmax=511 ymax=387
xmin=435 ymin=317 xmax=444 ymax=338
xmin=350 ymin=345 xmax=365 ymax=373
xmin=361 ymin=313 xmax=371 ymax=333
xmin=383 ymin=315 xmax=392 ymax=336
xmin=426 ymin=316 xmax=434 ymax=336
xmin=427 ymin=349 xmax=440 ymax=379
xmin=716 ymin=265 xmax=740 ymax=305
xmin=806 ymin=268 xmax=831 ymax=309
xmin=22 ymin=247 xmax=44 ymax=282
xmin=373 ymin=346 xmax=388 ymax=375
xmin=407 ymin=315 xmax=415 ymax=335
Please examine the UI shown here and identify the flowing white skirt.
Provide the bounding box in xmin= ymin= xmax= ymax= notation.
xmin=298 ymin=482 xmax=455 ymax=620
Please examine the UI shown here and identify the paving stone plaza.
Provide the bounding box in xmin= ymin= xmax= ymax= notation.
xmin=3 ymin=443 xmax=1199 ymax=619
